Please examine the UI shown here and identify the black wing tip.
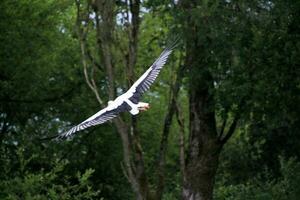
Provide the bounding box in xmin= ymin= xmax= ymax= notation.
xmin=56 ymin=127 xmax=77 ymax=141
xmin=56 ymin=134 xmax=75 ymax=142
xmin=58 ymin=130 xmax=77 ymax=140
xmin=165 ymin=35 xmax=180 ymax=51
xmin=155 ymin=37 xmax=179 ymax=64
xmin=57 ymin=133 xmax=68 ymax=140
xmin=39 ymin=134 xmax=60 ymax=141
xmin=38 ymin=132 xmax=71 ymax=142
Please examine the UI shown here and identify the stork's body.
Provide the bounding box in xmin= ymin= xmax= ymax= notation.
xmin=108 ymin=96 xmax=150 ymax=115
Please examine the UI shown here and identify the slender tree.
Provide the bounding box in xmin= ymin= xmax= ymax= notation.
xmin=74 ymin=0 xmax=183 ymax=199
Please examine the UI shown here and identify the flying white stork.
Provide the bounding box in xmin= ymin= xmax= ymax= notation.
xmin=59 ymin=42 xmax=176 ymax=138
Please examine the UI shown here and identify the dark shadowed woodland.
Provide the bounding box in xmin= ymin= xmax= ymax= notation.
xmin=0 ymin=0 xmax=299 ymax=199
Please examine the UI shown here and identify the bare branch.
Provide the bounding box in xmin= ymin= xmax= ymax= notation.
xmin=218 ymin=109 xmax=228 ymax=140
xmin=127 ymin=0 xmax=140 ymax=86
xmin=175 ymin=100 xmax=186 ymax=182
xmin=82 ymin=49 xmax=104 ymax=105
xmin=120 ymin=161 xmax=130 ymax=181
xmin=79 ymin=27 xmax=104 ymax=105
xmin=220 ymin=112 xmax=240 ymax=145
xmin=75 ymin=1 xmax=104 ymax=106
xmin=219 ymin=98 xmax=245 ymax=145
xmin=156 ymin=56 xmax=185 ymax=199
xmin=94 ymin=0 xmax=116 ymax=99
xmin=86 ymin=47 xmax=104 ymax=72
xmin=114 ymin=118 xmax=142 ymax=197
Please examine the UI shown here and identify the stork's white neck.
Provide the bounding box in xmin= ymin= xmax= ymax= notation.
xmin=125 ymin=99 xmax=139 ymax=115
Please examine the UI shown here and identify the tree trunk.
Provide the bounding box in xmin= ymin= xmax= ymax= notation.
xmin=183 ymin=73 xmax=222 ymax=200
xmin=80 ymin=1 xmax=151 ymax=199
xmin=183 ymin=48 xmax=218 ymax=200
xmin=181 ymin=63 xmax=222 ymax=199
xmin=183 ymin=94 xmax=221 ymax=199
xmin=181 ymin=2 xmax=223 ymax=195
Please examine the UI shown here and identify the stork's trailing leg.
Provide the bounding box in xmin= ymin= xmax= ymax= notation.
xmin=137 ymin=102 xmax=150 ymax=111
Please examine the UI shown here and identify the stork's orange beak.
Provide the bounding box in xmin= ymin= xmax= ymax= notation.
xmin=138 ymin=104 xmax=150 ymax=112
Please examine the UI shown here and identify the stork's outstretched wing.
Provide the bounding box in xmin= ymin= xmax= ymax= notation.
xmin=59 ymin=101 xmax=130 ymax=138
xmin=59 ymin=38 xmax=177 ymax=139
xmin=128 ymin=41 xmax=177 ymax=103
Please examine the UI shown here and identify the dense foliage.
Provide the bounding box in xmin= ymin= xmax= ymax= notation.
xmin=0 ymin=0 xmax=299 ymax=199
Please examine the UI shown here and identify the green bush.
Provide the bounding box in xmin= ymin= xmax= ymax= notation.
xmin=0 ymin=148 xmax=101 ymax=200
xmin=214 ymin=156 xmax=300 ymax=200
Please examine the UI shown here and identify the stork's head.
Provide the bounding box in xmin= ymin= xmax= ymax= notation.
xmin=137 ymin=102 xmax=150 ymax=112
xmin=108 ymin=101 xmax=114 ymax=106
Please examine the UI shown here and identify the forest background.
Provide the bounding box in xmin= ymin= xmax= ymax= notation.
xmin=0 ymin=0 xmax=299 ymax=199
